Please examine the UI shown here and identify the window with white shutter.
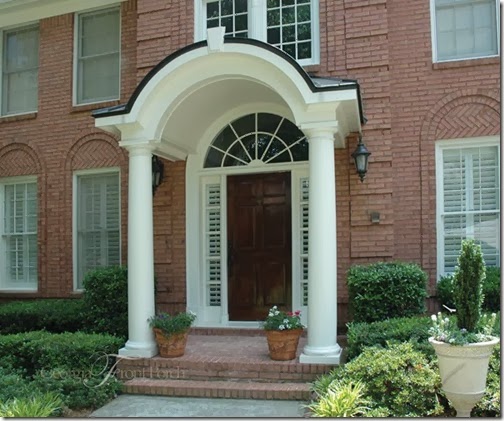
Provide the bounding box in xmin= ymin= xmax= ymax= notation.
xmin=75 ymin=171 xmax=120 ymax=289
xmin=75 ymin=7 xmax=120 ymax=105
xmin=1 ymin=24 xmax=39 ymax=116
xmin=204 ymin=183 xmax=222 ymax=306
xmin=0 ymin=179 xmax=38 ymax=290
xmin=437 ymin=140 xmax=500 ymax=276
xmin=300 ymin=177 xmax=308 ymax=306
xmin=432 ymin=0 xmax=499 ymax=62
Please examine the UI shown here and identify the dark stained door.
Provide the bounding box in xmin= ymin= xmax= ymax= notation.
xmin=227 ymin=172 xmax=292 ymax=321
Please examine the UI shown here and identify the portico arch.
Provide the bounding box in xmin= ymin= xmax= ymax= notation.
xmin=94 ymin=28 xmax=364 ymax=363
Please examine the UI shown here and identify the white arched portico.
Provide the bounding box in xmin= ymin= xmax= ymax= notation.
xmin=94 ymin=28 xmax=363 ymax=364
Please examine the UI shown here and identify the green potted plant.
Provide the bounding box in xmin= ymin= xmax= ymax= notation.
xmin=148 ymin=310 xmax=196 ymax=357
xmin=263 ymin=305 xmax=305 ymax=361
xmin=429 ymin=239 xmax=499 ymax=417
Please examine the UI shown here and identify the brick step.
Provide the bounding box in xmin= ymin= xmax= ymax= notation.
xmin=118 ymin=356 xmax=331 ymax=383
xmin=123 ymin=378 xmax=312 ymax=401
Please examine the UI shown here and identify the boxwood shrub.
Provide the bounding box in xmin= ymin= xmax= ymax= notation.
xmin=347 ymin=262 xmax=428 ymax=323
xmin=0 ymin=331 xmax=123 ymax=376
xmin=82 ymin=266 xmax=128 ymax=338
xmin=346 ymin=316 xmax=433 ymax=361
xmin=0 ymin=299 xmax=85 ymax=334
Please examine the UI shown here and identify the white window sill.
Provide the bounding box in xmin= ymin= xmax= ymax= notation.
xmin=433 ymin=55 xmax=500 ymax=69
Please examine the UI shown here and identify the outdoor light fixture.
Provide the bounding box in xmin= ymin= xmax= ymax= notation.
xmin=152 ymin=155 xmax=164 ymax=195
xmin=351 ymin=134 xmax=371 ymax=182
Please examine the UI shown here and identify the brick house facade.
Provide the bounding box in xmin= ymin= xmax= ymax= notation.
xmin=0 ymin=0 xmax=500 ymax=360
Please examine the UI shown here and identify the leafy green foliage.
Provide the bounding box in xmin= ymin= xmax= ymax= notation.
xmin=31 ymin=370 xmax=122 ymax=410
xmin=453 ymin=239 xmax=485 ymax=331
xmin=0 ymin=299 xmax=85 ymax=334
xmin=82 ymin=266 xmax=128 ymax=338
xmin=436 ymin=274 xmax=456 ymax=309
xmin=346 ymin=316 xmax=433 ymax=360
xmin=437 ymin=267 xmax=500 ymax=313
xmin=429 ymin=312 xmax=497 ymax=345
xmin=0 ymin=368 xmax=33 ymax=402
xmin=333 ymin=342 xmax=444 ymax=417
xmin=306 ymin=380 xmax=370 ymax=417
xmin=0 ymin=331 xmax=123 ymax=376
xmin=0 ymin=392 xmax=63 ymax=417
xmin=483 ymin=266 xmax=501 ymax=312
xmin=347 ymin=262 xmax=428 ymax=323
xmin=148 ymin=311 xmax=196 ymax=336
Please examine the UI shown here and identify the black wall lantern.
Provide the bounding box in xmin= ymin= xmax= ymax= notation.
xmin=351 ymin=135 xmax=371 ymax=182
xmin=152 ymin=155 xmax=164 ymax=195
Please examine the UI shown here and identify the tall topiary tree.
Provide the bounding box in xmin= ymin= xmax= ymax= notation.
xmin=453 ymin=239 xmax=485 ymax=332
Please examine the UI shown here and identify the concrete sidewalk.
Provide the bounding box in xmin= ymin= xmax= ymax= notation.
xmin=90 ymin=395 xmax=308 ymax=418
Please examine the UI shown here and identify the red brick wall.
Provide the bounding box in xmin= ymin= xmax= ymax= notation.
xmin=0 ymin=0 xmax=500 ymax=326
xmin=0 ymin=0 xmax=137 ymax=300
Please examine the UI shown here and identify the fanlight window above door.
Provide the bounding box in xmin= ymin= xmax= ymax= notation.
xmin=204 ymin=113 xmax=308 ymax=168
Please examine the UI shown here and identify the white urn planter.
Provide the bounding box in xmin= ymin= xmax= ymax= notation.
xmin=429 ymin=337 xmax=499 ymax=417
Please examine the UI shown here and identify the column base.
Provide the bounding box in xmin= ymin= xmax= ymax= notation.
xmin=299 ymin=343 xmax=343 ymax=364
xmin=118 ymin=340 xmax=158 ymax=358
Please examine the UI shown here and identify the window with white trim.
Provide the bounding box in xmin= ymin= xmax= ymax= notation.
xmin=196 ymin=0 xmax=319 ymax=65
xmin=437 ymin=139 xmax=500 ymax=276
xmin=75 ymin=171 xmax=120 ymax=289
xmin=0 ymin=179 xmax=38 ymax=290
xmin=204 ymin=183 xmax=222 ymax=306
xmin=1 ymin=24 xmax=39 ymax=116
xmin=432 ymin=0 xmax=499 ymax=62
xmin=74 ymin=7 xmax=120 ymax=105
xmin=299 ymin=177 xmax=308 ymax=306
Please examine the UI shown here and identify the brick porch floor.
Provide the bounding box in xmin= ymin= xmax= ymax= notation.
xmin=118 ymin=329 xmax=346 ymax=401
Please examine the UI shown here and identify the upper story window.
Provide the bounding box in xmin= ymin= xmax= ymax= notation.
xmin=74 ymin=7 xmax=120 ymax=105
xmin=432 ymin=0 xmax=499 ymax=62
xmin=196 ymin=0 xmax=319 ymax=65
xmin=1 ymin=24 xmax=39 ymax=116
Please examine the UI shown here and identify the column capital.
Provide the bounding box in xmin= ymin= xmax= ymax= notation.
xmin=121 ymin=141 xmax=156 ymax=156
xmin=299 ymin=122 xmax=340 ymax=142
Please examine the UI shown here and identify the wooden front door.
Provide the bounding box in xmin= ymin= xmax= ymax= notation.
xmin=227 ymin=172 xmax=292 ymax=321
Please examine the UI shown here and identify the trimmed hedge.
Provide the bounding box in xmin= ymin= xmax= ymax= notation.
xmin=436 ymin=266 xmax=501 ymax=313
xmin=346 ymin=316 xmax=433 ymax=361
xmin=0 ymin=299 xmax=85 ymax=334
xmin=347 ymin=262 xmax=428 ymax=323
xmin=0 ymin=331 xmax=123 ymax=376
xmin=82 ymin=266 xmax=128 ymax=338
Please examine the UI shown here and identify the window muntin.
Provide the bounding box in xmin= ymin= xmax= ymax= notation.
xmin=439 ymin=144 xmax=500 ymax=274
xmin=267 ymin=0 xmax=312 ymax=61
xmin=76 ymin=172 xmax=120 ymax=289
xmin=1 ymin=181 xmax=37 ymax=290
xmin=204 ymin=113 xmax=308 ymax=168
xmin=199 ymin=0 xmax=318 ymax=65
xmin=434 ymin=0 xmax=498 ymax=61
xmin=75 ymin=7 xmax=120 ymax=105
xmin=1 ymin=25 xmax=39 ymax=116
xmin=206 ymin=0 xmax=248 ymax=37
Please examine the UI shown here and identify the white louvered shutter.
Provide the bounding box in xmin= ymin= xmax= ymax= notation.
xmin=205 ymin=184 xmax=222 ymax=306
xmin=441 ymin=146 xmax=499 ymax=273
xmin=77 ymin=172 xmax=120 ymax=288
xmin=300 ymin=178 xmax=309 ymax=306
xmin=2 ymin=182 xmax=37 ymax=289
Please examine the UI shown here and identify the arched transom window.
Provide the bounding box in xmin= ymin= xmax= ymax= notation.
xmin=204 ymin=113 xmax=308 ymax=168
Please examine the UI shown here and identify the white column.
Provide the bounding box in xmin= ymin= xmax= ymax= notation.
xmin=300 ymin=127 xmax=341 ymax=364
xmin=119 ymin=145 xmax=158 ymax=357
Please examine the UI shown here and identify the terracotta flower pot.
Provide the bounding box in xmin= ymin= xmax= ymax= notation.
xmin=265 ymin=329 xmax=303 ymax=361
xmin=429 ymin=336 xmax=499 ymax=417
xmin=153 ymin=328 xmax=189 ymax=358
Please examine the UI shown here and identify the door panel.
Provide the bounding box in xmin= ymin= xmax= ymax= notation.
xmin=227 ymin=172 xmax=292 ymax=321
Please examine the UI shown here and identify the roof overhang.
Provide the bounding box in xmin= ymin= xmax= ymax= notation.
xmin=94 ymin=28 xmax=365 ymax=160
